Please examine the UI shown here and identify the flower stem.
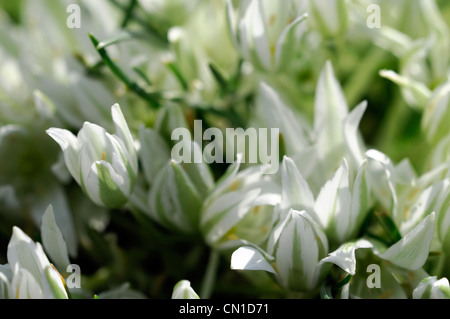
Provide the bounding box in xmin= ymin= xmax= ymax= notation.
xmin=200 ymin=249 xmax=220 ymax=299
xmin=89 ymin=33 xmax=160 ymax=109
xmin=343 ymin=47 xmax=387 ymax=107
xmin=121 ymin=0 xmax=138 ymax=28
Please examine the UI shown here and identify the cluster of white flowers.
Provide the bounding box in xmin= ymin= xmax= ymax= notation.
xmin=1 ymin=0 xmax=450 ymax=299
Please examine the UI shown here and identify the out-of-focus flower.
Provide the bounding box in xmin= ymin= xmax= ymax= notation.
xmin=413 ymin=276 xmax=450 ymax=299
xmin=376 ymin=0 xmax=449 ymax=109
xmin=422 ymin=81 xmax=450 ymax=146
xmin=47 ymin=104 xmax=138 ymax=208
xmin=226 ymin=0 xmax=307 ymax=72
xmin=172 ymin=280 xmax=200 ymax=299
xmin=306 ymin=0 xmax=349 ymax=39
xmin=279 ymin=156 xmax=371 ymax=248
xmin=138 ymin=0 xmax=200 ymax=27
xmin=0 ymin=91 xmax=77 ymax=257
xmin=138 ymin=105 xmax=215 ymax=234
xmin=146 ymin=141 xmax=215 ymax=234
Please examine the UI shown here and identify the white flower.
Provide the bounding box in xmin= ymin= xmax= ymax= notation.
xmin=3 ymin=226 xmax=68 ymax=299
xmin=47 ymin=104 xmax=138 ymax=208
xmin=281 ymin=156 xmax=371 ymax=247
xmin=226 ymin=0 xmax=307 ymax=72
xmin=139 ymin=125 xmax=215 ymax=235
xmin=231 ymin=209 xmax=329 ymax=292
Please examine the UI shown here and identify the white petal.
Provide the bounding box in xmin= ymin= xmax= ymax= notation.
xmin=7 ymin=227 xmax=51 ymax=286
xmin=321 ymin=239 xmax=373 ymax=275
xmin=275 ymin=14 xmax=307 ymax=69
xmin=40 ymin=205 xmax=71 ymax=272
xmin=281 ymin=156 xmax=315 ymax=216
xmin=11 ymin=268 xmax=43 ymax=299
xmin=172 ymin=280 xmax=200 ymax=299
xmin=349 ymin=160 xmax=370 ymax=238
xmin=343 ymin=101 xmax=367 ymax=168
xmin=379 ymin=70 xmax=431 ymax=110
xmin=251 ymin=0 xmax=272 ymax=70
xmin=78 ymin=122 xmax=108 ymax=162
xmin=257 ymin=82 xmax=309 ymax=154
xmin=42 ymin=266 xmax=68 ymax=299
xmin=80 ymin=149 xmax=102 ymax=206
xmin=314 ymin=159 xmax=351 ymax=233
xmin=105 ymin=133 xmax=131 ymax=194
xmin=111 ymin=104 xmax=137 ymax=171
xmin=203 ymin=189 xmax=262 ymax=245
xmin=46 ymin=128 xmax=81 ymax=184
xmin=139 ymin=126 xmax=170 ymax=183
xmin=378 ymin=212 xmax=436 ymax=270
xmin=225 ymin=0 xmax=239 ymax=48
xmin=231 ymin=246 xmax=276 ymax=274
xmin=314 ymin=61 xmax=348 ymax=160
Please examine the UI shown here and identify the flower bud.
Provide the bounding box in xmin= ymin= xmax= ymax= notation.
xmin=147 ymin=140 xmax=215 ymax=234
xmin=172 ymin=280 xmax=200 ymax=299
xmin=47 ymin=104 xmax=138 ymax=208
xmin=267 ymin=209 xmax=329 ymax=292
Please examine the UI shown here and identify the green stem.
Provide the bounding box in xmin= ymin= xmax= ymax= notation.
xmin=343 ymin=47 xmax=387 ymax=107
xmin=109 ymin=0 xmax=168 ymax=46
xmin=200 ymin=249 xmax=220 ymax=299
xmin=89 ymin=33 xmax=160 ymax=109
xmin=373 ymin=90 xmax=410 ymax=156
xmin=374 ymin=211 xmax=402 ymax=245
xmin=166 ymin=61 xmax=189 ymax=91
xmin=121 ymin=0 xmax=138 ymax=28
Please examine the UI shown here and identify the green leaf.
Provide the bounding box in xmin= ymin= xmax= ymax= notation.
xmin=374 ymin=211 xmax=402 ymax=244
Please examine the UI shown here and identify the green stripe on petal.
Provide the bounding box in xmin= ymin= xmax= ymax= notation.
xmin=43 ymin=267 xmax=68 ymax=299
xmin=95 ymin=162 xmax=128 ymax=208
